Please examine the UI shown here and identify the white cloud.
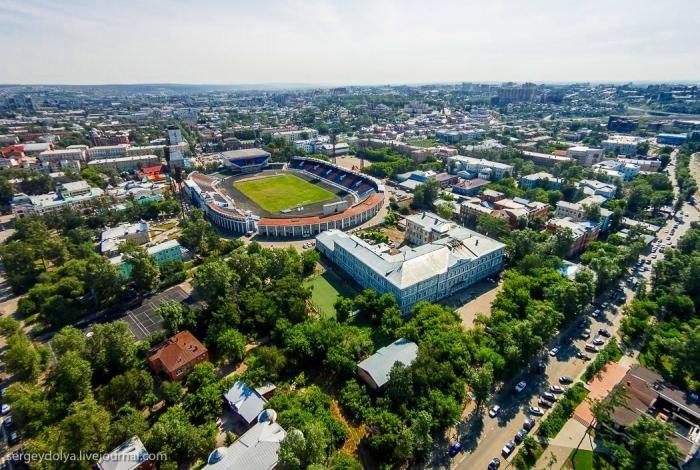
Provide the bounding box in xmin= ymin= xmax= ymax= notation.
xmin=0 ymin=0 xmax=698 ymax=84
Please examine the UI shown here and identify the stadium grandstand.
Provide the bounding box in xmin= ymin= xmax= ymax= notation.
xmin=220 ymin=149 xmax=271 ymax=174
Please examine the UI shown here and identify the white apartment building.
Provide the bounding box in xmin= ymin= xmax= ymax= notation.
xmin=602 ymin=135 xmax=643 ymax=156
xmin=87 ymin=144 xmax=129 ymax=160
xmin=567 ymin=146 xmax=604 ymax=166
xmin=592 ymin=160 xmax=640 ymax=181
xmin=38 ymin=148 xmax=85 ymax=164
xmin=271 ymin=128 xmax=318 ymax=144
xmin=447 ymin=155 xmax=514 ymax=180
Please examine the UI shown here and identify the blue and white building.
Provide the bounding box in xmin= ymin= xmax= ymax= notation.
xmin=316 ymin=215 xmax=505 ymax=312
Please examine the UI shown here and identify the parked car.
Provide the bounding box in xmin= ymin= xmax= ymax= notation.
xmin=7 ymin=431 xmax=19 ymax=445
xmin=581 ymin=328 xmax=591 ymax=339
xmin=489 ymin=405 xmax=501 ymax=418
xmin=542 ymin=392 xmax=558 ymax=402
xmin=488 ymin=458 xmax=501 ymax=470
xmin=550 ymin=385 xmax=565 ymax=394
xmin=514 ymin=381 xmax=526 ymax=393
xmin=549 ymin=347 xmax=559 ymax=357
xmin=523 ymin=417 xmax=536 ymax=431
xmin=0 ymin=405 xmax=10 ymax=415
xmin=598 ymin=328 xmax=611 ymax=337
xmin=529 ymin=406 xmax=545 ymax=415
xmin=592 ymin=309 xmax=601 ymax=317
xmin=560 ymin=376 xmax=573 ymax=384
xmin=502 ymin=441 xmax=515 ymax=457
xmin=585 ymin=343 xmax=600 ymax=353
xmin=448 ymin=442 xmax=463 ymax=457
xmin=593 ymin=336 xmax=605 ymax=346
xmin=514 ymin=429 xmax=526 ymax=444
xmin=538 ymin=398 xmax=553 ymax=408
xmin=2 ymin=416 xmax=11 ymax=429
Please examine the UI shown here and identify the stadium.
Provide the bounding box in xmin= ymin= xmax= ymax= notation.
xmin=184 ymin=151 xmax=384 ymax=238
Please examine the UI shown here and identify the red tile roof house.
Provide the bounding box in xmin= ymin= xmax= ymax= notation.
xmin=147 ymin=331 xmax=209 ymax=382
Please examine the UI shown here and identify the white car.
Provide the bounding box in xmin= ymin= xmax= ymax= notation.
xmin=549 ymin=347 xmax=559 ymax=357
xmin=489 ymin=405 xmax=501 ymax=418
xmin=515 ymin=381 xmax=527 ymax=393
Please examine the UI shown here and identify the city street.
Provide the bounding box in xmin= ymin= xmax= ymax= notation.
xmin=451 ymin=151 xmax=699 ymax=470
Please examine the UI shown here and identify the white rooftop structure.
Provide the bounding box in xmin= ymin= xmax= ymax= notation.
xmin=224 ymin=381 xmax=267 ymax=425
xmin=203 ymin=415 xmax=286 ymax=470
xmin=97 ymin=436 xmax=150 ymax=470
xmin=316 ymin=219 xmax=505 ymax=311
xmin=357 ymin=338 xmax=418 ymax=389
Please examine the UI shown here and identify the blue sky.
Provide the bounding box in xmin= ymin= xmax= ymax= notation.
xmin=0 ymin=0 xmax=698 ymax=85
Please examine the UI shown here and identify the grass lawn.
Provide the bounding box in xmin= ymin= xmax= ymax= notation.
xmin=567 ymin=449 xmax=615 ymax=470
xmin=234 ymin=174 xmax=336 ymax=213
xmin=305 ymin=269 xmax=357 ymax=319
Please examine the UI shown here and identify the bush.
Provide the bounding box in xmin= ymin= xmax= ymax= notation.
xmin=537 ymin=383 xmax=588 ymax=438
xmin=582 ymin=339 xmax=622 ymax=383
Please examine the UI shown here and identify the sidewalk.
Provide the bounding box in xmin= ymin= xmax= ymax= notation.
xmin=533 ymin=419 xmax=590 ymax=470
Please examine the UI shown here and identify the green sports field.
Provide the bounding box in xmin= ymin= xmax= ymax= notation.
xmin=233 ymin=174 xmax=337 ymax=213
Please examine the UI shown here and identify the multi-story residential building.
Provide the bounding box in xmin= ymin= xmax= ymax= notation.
xmin=38 ymin=148 xmax=85 ymax=165
xmin=602 ymin=135 xmax=643 ymax=156
xmin=452 ymin=178 xmax=490 ymax=196
xmin=316 ymin=220 xmax=505 ymax=312
xmin=11 ymin=180 xmax=103 ymax=217
xmin=616 ymin=157 xmax=662 ymax=172
xmin=546 ymin=217 xmax=601 ymax=257
xmin=88 ymin=154 xmax=161 ymax=172
xmin=567 ymin=146 xmax=604 ymax=166
xmin=448 ymin=155 xmax=514 ymax=180
xmin=87 ymin=144 xmax=129 ymax=160
xmin=578 ymin=179 xmax=618 ymax=199
xmin=271 ymin=127 xmax=318 ymax=143
xmin=592 ymin=160 xmax=640 ymax=181
xmin=520 ymin=150 xmax=574 ymax=167
xmin=519 ymin=172 xmax=563 ymax=190
xmin=555 ymin=195 xmax=611 ymax=231
xmin=167 ymin=126 xmax=184 ymax=145
xmin=497 ymin=83 xmax=536 ymax=103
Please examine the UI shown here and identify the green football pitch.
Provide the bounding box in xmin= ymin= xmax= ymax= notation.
xmin=233 ymin=174 xmax=337 ymax=213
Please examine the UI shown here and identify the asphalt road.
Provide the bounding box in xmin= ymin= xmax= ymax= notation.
xmin=451 ymin=152 xmax=699 ymax=470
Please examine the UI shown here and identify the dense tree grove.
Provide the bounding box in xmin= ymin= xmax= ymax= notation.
xmin=619 ymin=223 xmax=700 ymax=392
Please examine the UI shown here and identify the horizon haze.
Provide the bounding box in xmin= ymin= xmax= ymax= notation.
xmin=0 ymin=0 xmax=699 ymax=85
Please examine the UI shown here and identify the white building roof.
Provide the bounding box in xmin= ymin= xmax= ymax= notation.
xmin=224 ymin=381 xmax=267 ymax=424
xmin=317 ymin=224 xmax=505 ymax=291
xmin=97 ymin=436 xmax=150 ymax=470
xmin=203 ymin=420 xmax=286 ymax=470
xmin=357 ymin=338 xmax=418 ymax=388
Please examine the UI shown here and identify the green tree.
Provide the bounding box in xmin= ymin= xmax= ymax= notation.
xmin=146 ymin=406 xmax=216 ymax=465
xmin=215 ymin=328 xmax=246 ymax=363
xmin=98 ymin=368 xmax=155 ymax=410
xmin=52 ymin=350 xmax=92 ymax=406
xmin=109 ymin=405 xmax=149 ymax=447
xmin=467 ymin=363 xmax=494 ymax=410
xmin=122 ymin=243 xmax=160 ymax=292
xmin=193 ymin=259 xmax=237 ymax=307
xmin=3 ymin=382 xmax=51 ymax=437
xmin=158 ymin=300 xmax=186 ymax=335
xmin=5 ymin=331 xmax=41 ymax=381
xmin=51 ymin=326 xmax=87 ymax=357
